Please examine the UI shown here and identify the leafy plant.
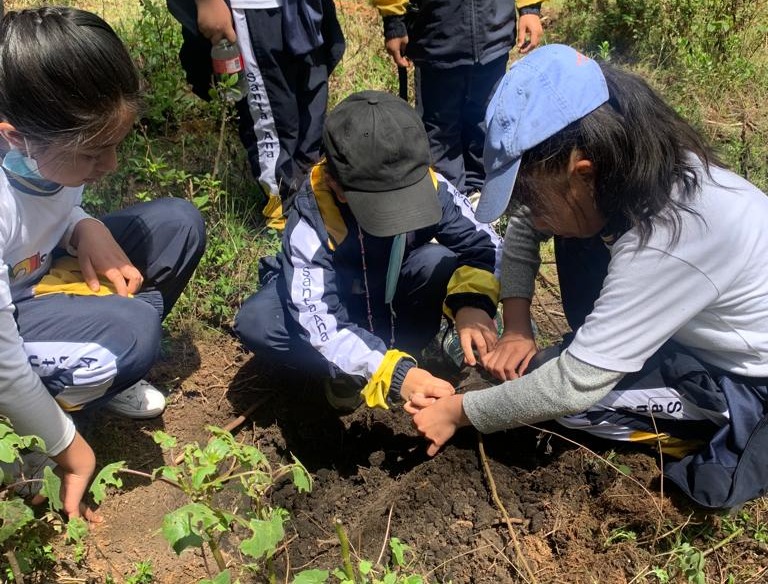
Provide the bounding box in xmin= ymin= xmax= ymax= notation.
xmin=91 ymin=426 xmax=312 ymax=581
xmin=0 ymin=420 xmax=77 ymax=581
xmin=603 ymin=527 xmax=637 ymax=547
xmin=293 ymin=521 xmax=425 ymax=584
xmin=125 ymin=560 xmax=156 ymax=584
xmin=673 ymin=542 xmax=706 ymax=584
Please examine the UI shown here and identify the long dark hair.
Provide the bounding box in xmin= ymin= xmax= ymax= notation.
xmin=0 ymin=7 xmax=141 ymax=148
xmin=512 ymin=62 xmax=723 ymax=243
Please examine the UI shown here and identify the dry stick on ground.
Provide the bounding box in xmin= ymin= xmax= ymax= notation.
xmin=536 ymin=270 xmax=560 ymax=296
xmin=4 ymin=551 xmax=23 ymax=583
xmin=375 ymin=503 xmax=395 ymax=568
xmin=477 ymin=433 xmax=537 ymax=584
xmin=173 ymin=396 xmax=270 ymax=465
xmin=533 ymin=289 xmax=568 ymax=338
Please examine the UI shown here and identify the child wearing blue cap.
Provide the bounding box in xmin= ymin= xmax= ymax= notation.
xmin=406 ymin=44 xmax=768 ymax=510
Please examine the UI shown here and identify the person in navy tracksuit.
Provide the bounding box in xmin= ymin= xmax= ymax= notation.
xmin=372 ymin=0 xmax=544 ymax=196
xmin=235 ymin=91 xmax=502 ymax=409
xmin=167 ymin=0 xmax=345 ymax=229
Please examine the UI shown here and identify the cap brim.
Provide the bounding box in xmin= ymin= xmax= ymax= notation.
xmin=475 ymin=157 xmax=521 ymax=224
xmin=344 ymin=171 xmax=442 ymax=237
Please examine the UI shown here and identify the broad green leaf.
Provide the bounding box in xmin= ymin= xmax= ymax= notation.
xmin=332 ymin=568 xmax=354 ymax=584
xmin=239 ymin=510 xmax=287 ymax=560
xmin=156 ymin=465 xmax=182 ymax=483
xmin=389 ymin=538 xmax=407 ymax=567
xmin=40 ymin=466 xmax=62 ymax=511
xmin=358 ymin=560 xmax=372 ymax=575
xmin=291 ymin=457 xmax=312 ymax=493
xmin=90 ymin=461 xmax=126 ymax=504
xmin=402 ymin=576 xmax=424 ymax=584
xmin=152 ymin=430 xmax=177 ymax=449
xmin=292 ymin=569 xmax=329 ymax=584
xmin=191 ymin=463 xmax=218 ymax=489
xmin=0 ymin=498 xmax=34 ymax=544
xmin=0 ymin=438 xmax=19 ymax=463
xmin=66 ymin=516 xmax=88 ymax=543
xmin=203 ymin=436 xmax=231 ymax=463
xmin=200 ymin=570 xmax=232 ymax=584
xmin=242 ymin=445 xmax=266 ymax=468
xmin=161 ymin=503 xmax=223 ymax=554
xmin=192 ymin=194 xmax=210 ymax=212
xmin=382 ymin=574 xmax=397 ymax=584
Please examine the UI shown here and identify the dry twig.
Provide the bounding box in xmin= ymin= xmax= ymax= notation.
xmin=375 ymin=504 xmax=395 ymax=568
xmin=477 ymin=433 xmax=537 ymax=584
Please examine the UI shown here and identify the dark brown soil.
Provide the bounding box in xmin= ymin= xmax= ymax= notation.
xmin=54 ymin=285 xmax=768 ymax=584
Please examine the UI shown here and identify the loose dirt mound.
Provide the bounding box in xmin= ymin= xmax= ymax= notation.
xmin=66 ymin=301 xmax=767 ymax=583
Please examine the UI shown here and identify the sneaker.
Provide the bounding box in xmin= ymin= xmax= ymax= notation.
xmin=105 ymin=379 xmax=166 ymax=419
xmin=467 ymin=190 xmax=482 ymax=212
xmin=440 ymin=322 xmax=465 ymax=369
xmin=323 ymin=377 xmax=364 ymax=412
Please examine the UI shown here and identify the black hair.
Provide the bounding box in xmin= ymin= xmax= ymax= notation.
xmin=512 ymin=62 xmax=723 ymax=244
xmin=0 ymin=7 xmax=141 ymax=148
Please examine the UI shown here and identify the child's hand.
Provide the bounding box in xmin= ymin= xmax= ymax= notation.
xmin=385 ymin=36 xmax=410 ymax=68
xmin=454 ymin=307 xmax=499 ymax=366
xmin=71 ymin=218 xmax=143 ymax=296
xmin=49 ymin=431 xmax=103 ymax=523
xmin=400 ymin=367 xmax=454 ymax=403
xmin=517 ymin=14 xmax=543 ymax=53
xmin=405 ymin=394 xmax=470 ymax=456
xmin=480 ymin=331 xmax=537 ymax=380
xmin=196 ymin=0 xmax=237 ymax=44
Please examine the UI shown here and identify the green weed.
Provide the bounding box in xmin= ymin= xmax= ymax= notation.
xmin=90 ymin=427 xmax=312 ymax=581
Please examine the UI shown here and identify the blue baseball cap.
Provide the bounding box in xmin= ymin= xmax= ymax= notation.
xmin=475 ymin=44 xmax=610 ymax=224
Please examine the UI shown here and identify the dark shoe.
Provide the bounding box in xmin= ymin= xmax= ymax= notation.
xmin=323 ymin=377 xmax=364 ymax=412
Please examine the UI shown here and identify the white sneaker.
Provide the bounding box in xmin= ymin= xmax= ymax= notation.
xmin=105 ymin=379 xmax=166 ymax=419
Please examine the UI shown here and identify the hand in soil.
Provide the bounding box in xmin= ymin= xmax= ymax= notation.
xmin=480 ymin=332 xmax=538 ymax=380
xmin=49 ymin=431 xmax=103 ymax=523
xmin=405 ymin=393 xmax=470 ymax=456
xmin=455 ymin=306 xmax=498 ymax=366
xmin=400 ymin=366 xmax=454 ymax=402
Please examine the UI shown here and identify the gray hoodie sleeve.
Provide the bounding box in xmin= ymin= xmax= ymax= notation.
xmin=500 ymin=205 xmax=550 ymax=300
xmin=0 ymin=305 xmax=76 ymax=455
xmin=462 ymin=350 xmax=624 ymax=434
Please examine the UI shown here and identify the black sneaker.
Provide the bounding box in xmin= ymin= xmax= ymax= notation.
xmin=323 ymin=376 xmax=364 ymax=412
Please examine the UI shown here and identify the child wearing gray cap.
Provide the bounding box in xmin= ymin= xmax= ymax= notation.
xmin=407 ymin=44 xmax=768 ymax=510
xmin=235 ymin=90 xmax=501 ymax=410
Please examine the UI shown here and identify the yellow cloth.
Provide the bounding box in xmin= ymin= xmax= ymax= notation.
xmin=263 ymin=193 xmax=286 ymax=230
xmin=442 ymin=265 xmax=500 ymax=320
xmin=628 ymin=431 xmax=704 ymax=459
xmin=34 ymin=256 xmax=124 ymax=297
xmin=310 ymin=162 xmax=348 ymax=249
xmin=362 ymin=349 xmax=416 ymax=409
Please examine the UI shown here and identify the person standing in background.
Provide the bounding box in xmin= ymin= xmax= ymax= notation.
xmin=167 ymin=0 xmax=345 ymax=229
xmin=371 ymin=0 xmax=544 ymax=198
